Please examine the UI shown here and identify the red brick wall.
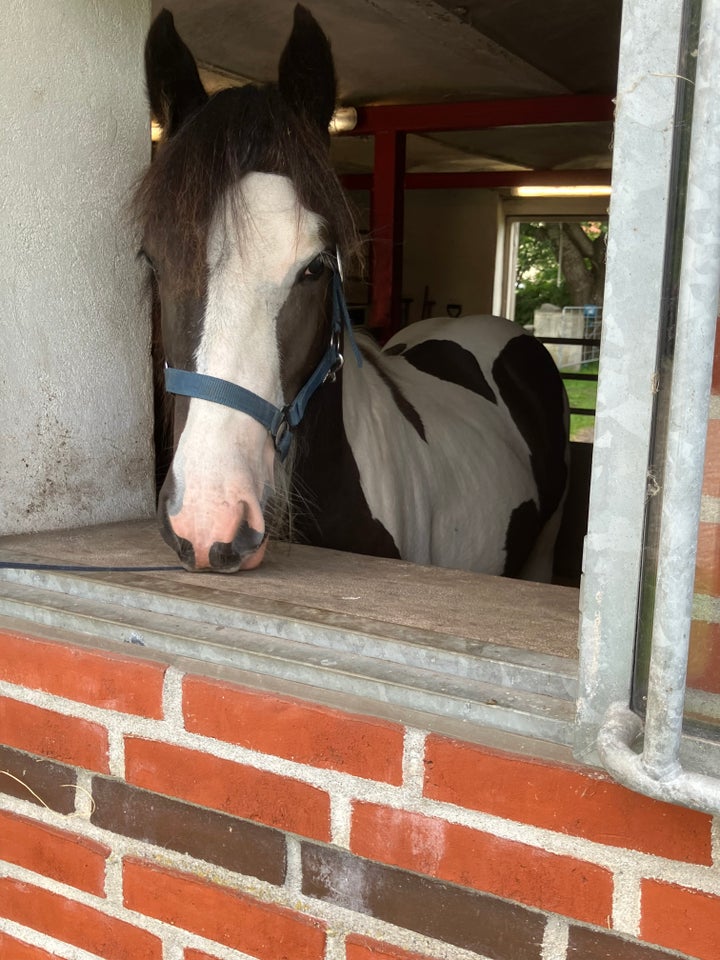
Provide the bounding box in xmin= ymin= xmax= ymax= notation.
xmin=0 ymin=626 xmax=718 ymax=960
xmin=688 ymin=316 xmax=720 ymax=697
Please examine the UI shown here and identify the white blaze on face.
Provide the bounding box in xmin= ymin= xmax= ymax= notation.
xmin=166 ymin=172 xmax=325 ymax=569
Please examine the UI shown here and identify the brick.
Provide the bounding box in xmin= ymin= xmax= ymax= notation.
xmin=0 ymin=744 xmax=77 ymax=813
xmin=711 ymin=316 xmax=720 ymax=395
xmin=0 ymin=876 xmax=162 ymax=960
xmin=92 ymin=775 xmax=286 ymax=884
xmin=568 ymin=925 xmax=696 ymax=959
xmin=0 ymin=809 xmax=109 ymax=895
xmin=703 ymin=420 xmax=720 ymax=493
xmin=124 ymin=859 xmax=326 ymax=960
xmin=183 ymin=675 xmax=404 ymax=783
xmin=302 ymin=842 xmax=545 ymax=960
xmin=0 ymin=629 xmax=166 ymax=717
xmin=687 ymin=621 xmax=720 ymax=695
xmin=694 ymin=522 xmax=720 ymax=597
xmin=424 ymin=736 xmax=712 ymax=863
xmin=0 ymin=933 xmax=60 ymax=960
xmin=351 ymin=801 xmax=612 ymax=926
xmin=124 ymin=737 xmax=330 ymax=840
xmin=641 ymin=879 xmax=720 ymax=960
xmin=185 ymin=952 xmax=224 ymax=960
xmin=346 ymin=935 xmax=442 ymax=960
xmin=0 ymin=697 xmax=109 ymax=772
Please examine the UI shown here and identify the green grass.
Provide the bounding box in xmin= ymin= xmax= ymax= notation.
xmin=563 ymin=361 xmax=598 ymax=441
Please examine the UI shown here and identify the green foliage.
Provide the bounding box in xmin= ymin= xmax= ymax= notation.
xmin=515 ymin=276 xmax=569 ymax=326
xmin=514 ymin=222 xmax=568 ymax=326
xmin=514 ymin=221 xmax=606 ymax=326
xmin=516 ymin=222 xmax=559 ymax=275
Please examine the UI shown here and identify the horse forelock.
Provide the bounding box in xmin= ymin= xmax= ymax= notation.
xmin=134 ymin=84 xmax=360 ymax=296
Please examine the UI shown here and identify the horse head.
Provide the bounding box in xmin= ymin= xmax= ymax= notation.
xmin=138 ymin=5 xmax=357 ymax=572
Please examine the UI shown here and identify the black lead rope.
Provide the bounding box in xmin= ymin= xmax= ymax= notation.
xmin=0 ymin=561 xmax=184 ymax=573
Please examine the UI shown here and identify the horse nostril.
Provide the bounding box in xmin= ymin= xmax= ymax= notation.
xmin=158 ymin=507 xmax=197 ymax=569
xmin=176 ymin=537 xmax=196 ymax=570
xmin=208 ymin=521 xmax=267 ymax=572
xmin=233 ymin=520 xmax=267 ymax=554
xmin=208 ymin=540 xmax=244 ymax=572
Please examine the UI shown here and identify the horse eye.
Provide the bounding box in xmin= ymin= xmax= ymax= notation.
xmin=300 ymin=255 xmax=326 ymax=282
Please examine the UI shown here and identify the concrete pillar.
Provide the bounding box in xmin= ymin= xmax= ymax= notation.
xmin=0 ymin=0 xmax=153 ymax=535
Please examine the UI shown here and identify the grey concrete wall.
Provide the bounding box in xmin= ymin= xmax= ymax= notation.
xmin=0 ymin=0 xmax=154 ymax=535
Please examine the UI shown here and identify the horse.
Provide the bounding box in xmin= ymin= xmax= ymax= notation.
xmin=137 ymin=5 xmax=569 ymax=579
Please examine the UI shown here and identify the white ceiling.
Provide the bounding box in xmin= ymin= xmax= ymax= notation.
xmin=153 ymin=0 xmax=622 ymax=175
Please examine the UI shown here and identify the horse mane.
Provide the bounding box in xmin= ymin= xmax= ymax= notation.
xmin=133 ymin=83 xmax=360 ymax=295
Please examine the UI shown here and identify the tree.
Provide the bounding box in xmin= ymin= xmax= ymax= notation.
xmin=514 ymin=221 xmax=607 ymax=325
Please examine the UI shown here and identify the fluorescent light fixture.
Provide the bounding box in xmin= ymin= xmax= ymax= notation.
xmin=512 ymin=185 xmax=612 ymax=198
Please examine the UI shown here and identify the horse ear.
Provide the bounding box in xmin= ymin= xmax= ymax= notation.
xmin=278 ymin=5 xmax=336 ymax=140
xmin=145 ymin=9 xmax=208 ymax=137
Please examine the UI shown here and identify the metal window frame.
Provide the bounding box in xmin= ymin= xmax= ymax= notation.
xmin=576 ymin=0 xmax=720 ymax=814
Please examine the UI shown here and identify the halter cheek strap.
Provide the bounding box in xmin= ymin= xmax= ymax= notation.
xmin=164 ymin=260 xmax=362 ymax=461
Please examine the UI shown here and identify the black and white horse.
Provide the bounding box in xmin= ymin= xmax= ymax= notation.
xmin=138 ymin=5 xmax=568 ymax=578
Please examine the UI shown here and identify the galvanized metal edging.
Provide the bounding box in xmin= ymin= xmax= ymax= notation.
xmin=636 ymin=0 xmax=720 ymax=785
xmin=584 ymin=0 xmax=720 ymax=813
xmin=575 ymin=0 xmax=689 ymax=759
xmin=598 ymin=703 xmax=720 ymax=815
xmin=0 ymin=568 xmax=576 ymax=747
xmin=0 ymin=565 xmax=577 ymax=701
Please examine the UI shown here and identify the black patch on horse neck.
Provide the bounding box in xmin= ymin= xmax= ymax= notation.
xmin=360 ymin=345 xmax=427 ymax=442
xmin=503 ymin=499 xmax=542 ymax=578
xmin=400 ymin=339 xmax=497 ymax=404
xmin=383 ymin=342 xmax=407 ymax=356
xmin=492 ymin=333 xmax=568 ymax=522
xmin=292 ymin=375 xmax=400 ymax=559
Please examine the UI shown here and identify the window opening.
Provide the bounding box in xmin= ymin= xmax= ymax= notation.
xmin=508 ymin=217 xmax=607 ymax=442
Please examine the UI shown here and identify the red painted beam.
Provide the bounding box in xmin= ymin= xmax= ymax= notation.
xmin=341 ymin=169 xmax=613 ymax=192
xmin=347 ymin=94 xmax=615 ymax=136
xmin=345 ymin=95 xmax=614 ymax=338
xmin=370 ymin=131 xmax=406 ymax=334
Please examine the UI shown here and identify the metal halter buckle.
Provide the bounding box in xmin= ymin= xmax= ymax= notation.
xmin=273 ymin=412 xmax=290 ymax=451
xmin=324 ymin=350 xmax=344 ymax=384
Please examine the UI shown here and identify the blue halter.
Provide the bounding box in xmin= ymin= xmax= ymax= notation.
xmin=164 ymin=260 xmax=362 ymax=461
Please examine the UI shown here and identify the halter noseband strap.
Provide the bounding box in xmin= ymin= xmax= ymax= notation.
xmin=164 ymin=260 xmax=362 ymax=461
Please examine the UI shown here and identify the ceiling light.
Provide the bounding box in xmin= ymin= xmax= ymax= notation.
xmin=512 ymin=185 xmax=612 ymax=198
xmin=329 ymin=107 xmax=358 ymax=134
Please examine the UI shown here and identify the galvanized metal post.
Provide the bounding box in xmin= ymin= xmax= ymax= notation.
xmin=575 ymin=0 xmax=687 ymax=760
xmin=585 ymin=0 xmax=720 ymax=814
